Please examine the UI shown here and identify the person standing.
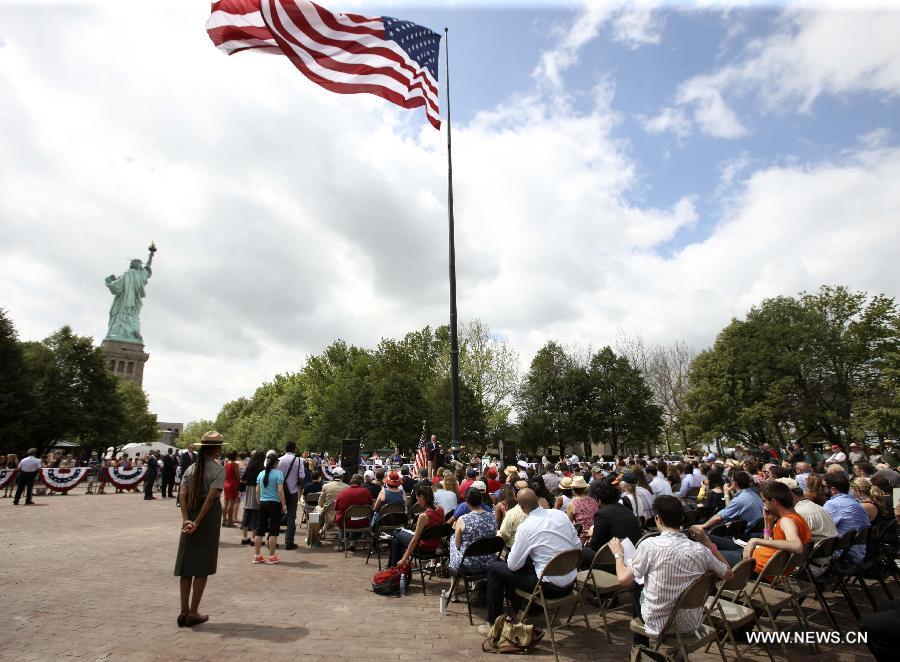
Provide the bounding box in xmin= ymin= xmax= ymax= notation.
xmin=426 ymin=434 xmax=439 ymax=478
xmin=174 ymin=432 xmax=225 ymax=627
xmin=277 ymin=441 xmax=304 ymax=551
xmin=14 ymin=448 xmax=41 ymax=505
xmin=222 ymin=450 xmax=241 ymax=528
xmin=160 ymin=448 xmax=177 ymax=498
xmin=144 ymin=451 xmax=158 ymax=500
xmin=254 ymin=451 xmax=286 ymax=565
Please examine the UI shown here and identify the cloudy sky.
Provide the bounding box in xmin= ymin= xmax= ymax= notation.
xmin=1 ymin=0 xmax=899 ymax=424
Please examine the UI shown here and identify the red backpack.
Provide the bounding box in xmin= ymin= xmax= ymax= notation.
xmin=372 ymin=563 xmax=408 ymax=596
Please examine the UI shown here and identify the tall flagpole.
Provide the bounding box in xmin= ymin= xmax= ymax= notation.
xmin=444 ymin=27 xmax=461 ymax=447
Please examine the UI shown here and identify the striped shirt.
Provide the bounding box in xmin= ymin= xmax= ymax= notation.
xmin=630 ymin=531 xmax=728 ymax=636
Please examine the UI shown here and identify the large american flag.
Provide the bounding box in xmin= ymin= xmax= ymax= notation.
xmin=206 ymin=0 xmax=441 ymax=129
xmin=412 ymin=428 xmax=428 ymax=476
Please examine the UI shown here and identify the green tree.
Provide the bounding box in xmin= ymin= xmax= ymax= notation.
xmin=516 ymin=342 xmax=581 ymax=457
xmin=0 ymin=309 xmax=31 ymax=453
xmin=113 ymin=380 xmax=158 ymax=449
xmin=584 ymin=347 xmax=663 ymax=457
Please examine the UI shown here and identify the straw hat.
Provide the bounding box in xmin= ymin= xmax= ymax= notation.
xmin=199 ymin=431 xmax=224 ymax=446
xmin=570 ymin=475 xmax=588 ymax=490
xmin=504 ymin=465 xmax=518 ymax=477
xmin=559 ymin=476 xmax=573 ymax=489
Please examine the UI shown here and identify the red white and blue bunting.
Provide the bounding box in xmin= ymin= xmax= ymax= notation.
xmin=40 ymin=467 xmax=90 ymax=493
xmin=107 ymin=466 xmax=147 ymax=490
xmin=0 ymin=468 xmax=17 ymax=490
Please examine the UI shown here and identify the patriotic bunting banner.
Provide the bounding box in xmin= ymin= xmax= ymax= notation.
xmin=39 ymin=468 xmax=90 ymax=493
xmin=106 ymin=466 xmax=148 ymax=490
xmin=0 ymin=468 xmax=16 ymax=490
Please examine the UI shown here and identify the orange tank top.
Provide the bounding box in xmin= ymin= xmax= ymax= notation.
xmin=753 ymin=512 xmax=811 ymax=575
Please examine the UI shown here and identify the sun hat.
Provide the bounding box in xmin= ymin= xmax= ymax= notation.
xmin=570 ymin=475 xmax=588 ymax=490
xmin=559 ymin=476 xmax=573 ymax=489
xmin=775 ymin=477 xmax=799 ymax=489
xmin=385 ymin=470 xmax=402 ymax=487
xmin=514 ymin=479 xmax=529 ymax=490
xmin=199 ymin=431 xmax=225 ymax=446
xmin=504 ymin=465 xmax=518 ymax=477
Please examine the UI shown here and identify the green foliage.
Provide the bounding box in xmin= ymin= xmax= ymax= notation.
xmin=684 ymin=286 xmax=899 ymax=450
xmin=516 ymin=342 xmax=661 ymax=457
xmin=210 ymin=321 xmax=519 ymax=455
xmin=0 ymin=313 xmax=156 ymax=455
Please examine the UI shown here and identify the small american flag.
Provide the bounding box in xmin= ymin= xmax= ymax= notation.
xmin=206 ymin=0 xmax=441 ymax=128
xmin=412 ymin=428 xmax=428 ymax=476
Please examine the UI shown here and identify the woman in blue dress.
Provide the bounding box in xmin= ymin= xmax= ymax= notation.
xmin=449 ymin=486 xmax=497 ymax=574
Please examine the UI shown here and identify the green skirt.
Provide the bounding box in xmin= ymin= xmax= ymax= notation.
xmin=174 ymin=500 xmax=222 ymax=577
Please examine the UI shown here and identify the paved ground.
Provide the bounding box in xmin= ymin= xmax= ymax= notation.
xmin=1 ymin=489 xmax=880 ymax=661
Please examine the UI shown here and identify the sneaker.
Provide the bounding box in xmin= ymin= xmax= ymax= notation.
xmin=241 ymin=538 xmax=253 ymax=546
xmin=266 ymin=555 xmax=281 ymax=565
xmin=285 ymin=543 xmax=299 ymax=550
xmin=252 ymin=555 xmax=266 ymax=564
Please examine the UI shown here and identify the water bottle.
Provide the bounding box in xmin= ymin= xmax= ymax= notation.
xmin=439 ymin=589 xmax=449 ymax=615
xmin=399 ymin=573 xmax=407 ymax=597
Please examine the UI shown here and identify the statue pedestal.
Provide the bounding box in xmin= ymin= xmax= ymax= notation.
xmin=101 ymin=339 xmax=149 ymax=388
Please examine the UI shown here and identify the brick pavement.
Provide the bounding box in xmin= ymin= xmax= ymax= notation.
xmin=1 ymin=490 xmax=877 ymax=661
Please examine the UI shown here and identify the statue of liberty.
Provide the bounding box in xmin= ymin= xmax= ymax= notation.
xmin=105 ymin=242 xmax=157 ymax=344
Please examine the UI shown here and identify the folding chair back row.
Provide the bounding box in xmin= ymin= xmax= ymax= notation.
xmin=513 ymin=548 xmax=586 ymax=662
xmin=630 ymin=572 xmax=722 ymax=661
xmin=447 ymin=535 xmax=505 ymax=625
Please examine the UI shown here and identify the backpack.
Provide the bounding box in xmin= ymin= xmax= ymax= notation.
xmin=372 ymin=563 xmax=408 ymax=596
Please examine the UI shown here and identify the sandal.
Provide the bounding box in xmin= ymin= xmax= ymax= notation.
xmin=185 ymin=614 xmax=209 ymax=627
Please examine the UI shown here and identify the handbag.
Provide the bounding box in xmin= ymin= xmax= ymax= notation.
xmin=481 ymin=614 xmax=543 ymax=654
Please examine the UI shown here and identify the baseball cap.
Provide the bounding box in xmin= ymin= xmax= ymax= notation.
xmin=332 ymin=467 xmax=345 ymax=477
xmin=364 ymin=469 xmax=375 ymax=480
xmin=621 ymin=471 xmax=638 ymax=485
xmin=472 ymin=480 xmax=487 ymax=492
xmin=466 ymin=468 xmax=478 ymax=478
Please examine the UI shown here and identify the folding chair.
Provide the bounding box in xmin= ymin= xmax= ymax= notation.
xmin=376 ymin=501 xmax=406 ymax=518
xmin=408 ymin=502 xmax=425 ymax=524
xmin=569 ymin=542 xmax=633 ymax=643
xmin=512 ymin=548 xmax=588 ymax=662
xmin=341 ymin=504 xmax=373 ymax=557
xmin=300 ymin=491 xmax=320 ymax=529
xmin=366 ymin=512 xmax=407 ymax=570
xmin=636 ymin=531 xmax=660 ymax=547
xmin=781 ymin=537 xmax=840 ymax=630
xmin=446 ymin=535 xmax=505 ymax=625
xmin=726 ymin=549 xmax=815 ymax=658
xmin=630 ymin=572 xmax=722 ymax=661
xmin=409 ymin=523 xmax=453 ymax=595
xmin=859 ymin=521 xmax=896 ymax=602
xmin=705 ymin=559 xmax=774 ymax=662
xmin=831 ymin=527 xmax=876 ymax=619
xmin=318 ymin=500 xmax=339 ymax=546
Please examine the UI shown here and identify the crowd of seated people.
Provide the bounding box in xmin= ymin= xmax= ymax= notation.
xmin=292 ymin=441 xmax=899 ymax=660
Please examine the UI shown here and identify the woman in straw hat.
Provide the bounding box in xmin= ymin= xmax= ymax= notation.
xmin=175 ymin=431 xmax=225 ymax=627
xmin=566 ymin=475 xmax=597 ymax=543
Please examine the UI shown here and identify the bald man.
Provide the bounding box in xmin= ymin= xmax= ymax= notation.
xmin=481 ymin=488 xmax=581 ymax=633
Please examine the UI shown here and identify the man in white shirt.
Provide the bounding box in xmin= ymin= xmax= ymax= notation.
xmin=14 ymin=448 xmax=42 ymax=505
xmin=482 ymin=489 xmax=581 ymax=630
xmin=825 ymin=444 xmax=847 ymax=467
xmin=646 ymin=465 xmax=672 ymax=496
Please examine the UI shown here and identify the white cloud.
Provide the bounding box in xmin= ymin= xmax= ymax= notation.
xmin=639 ymin=106 xmax=691 ymax=139
xmin=1 ymin=1 xmax=897 ymax=430
xmin=610 ymin=1 xmax=664 ymax=49
xmin=669 ymin=9 xmax=900 ymax=138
